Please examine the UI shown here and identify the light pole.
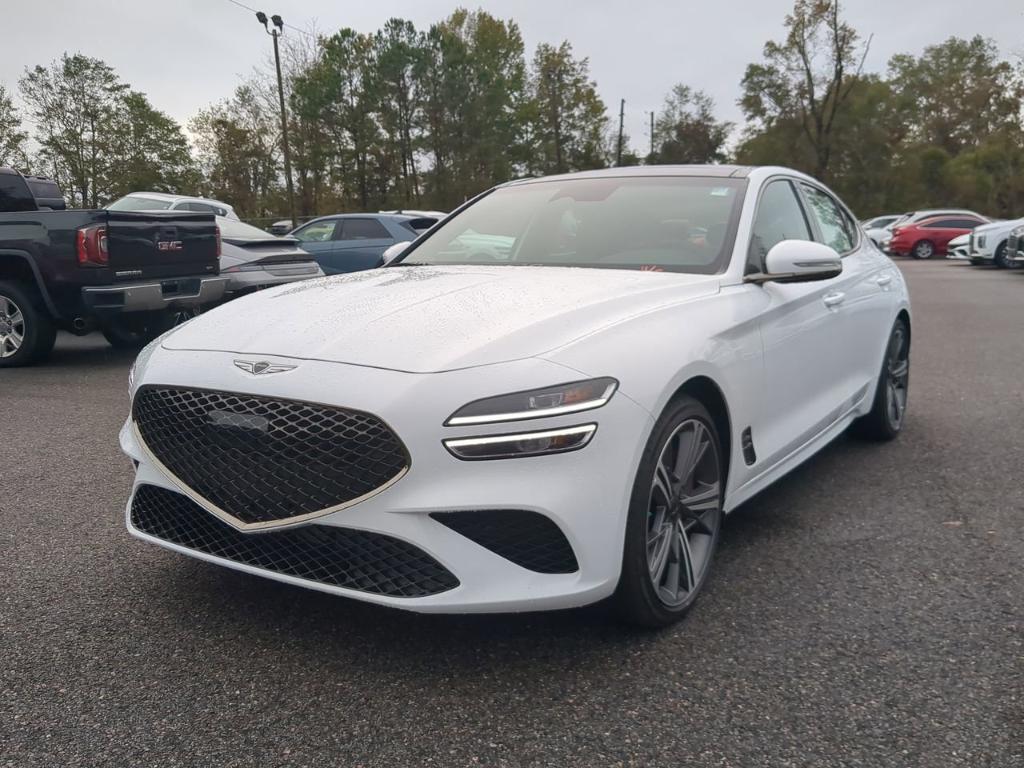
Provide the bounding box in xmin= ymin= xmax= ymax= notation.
xmin=256 ymin=11 xmax=297 ymax=228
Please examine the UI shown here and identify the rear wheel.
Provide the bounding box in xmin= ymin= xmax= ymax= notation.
xmin=614 ymin=396 xmax=723 ymax=628
xmin=0 ymin=280 xmax=56 ymax=368
xmin=911 ymin=240 xmax=935 ymax=260
xmin=101 ymin=310 xmax=172 ymax=350
xmin=851 ymin=318 xmax=910 ymax=441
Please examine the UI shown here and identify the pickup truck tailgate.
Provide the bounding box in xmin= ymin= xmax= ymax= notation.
xmin=105 ymin=211 xmax=219 ymax=280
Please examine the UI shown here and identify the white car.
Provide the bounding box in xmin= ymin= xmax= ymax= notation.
xmin=121 ymin=166 xmax=911 ymax=627
xmin=1008 ymin=224 xmax=1024 ymax=265
xmin=108 ymin=192 xmax=241 ymax=221
xmin=946 ymin=233 xmax=971 ymax=260
xmin=966 ymin=216 xmax=1024 ymax=268
xmin=861 ymin=214 xmax=901 ymax=247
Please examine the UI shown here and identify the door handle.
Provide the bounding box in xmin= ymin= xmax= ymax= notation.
xmin=875 ymin=274 xmax=893 ymax=287
xmin=823 ymin=291 xmax=846 ymax=308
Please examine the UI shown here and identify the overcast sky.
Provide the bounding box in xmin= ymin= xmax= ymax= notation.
xmin=2 ymin=0 xmax=1022 ymax=151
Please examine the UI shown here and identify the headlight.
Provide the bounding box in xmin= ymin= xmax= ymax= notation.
xmin=445 ymin=378 xmax=617 ymax=426
xmin=444 ymin=424 xmax=597 ymax=460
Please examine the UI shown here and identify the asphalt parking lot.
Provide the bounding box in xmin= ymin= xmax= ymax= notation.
xmin=2 ymin=259 xmax=1021 ymax=767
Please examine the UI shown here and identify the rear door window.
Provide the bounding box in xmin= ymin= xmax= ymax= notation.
xmin=340 ymin=218 xmax=391 ymax=240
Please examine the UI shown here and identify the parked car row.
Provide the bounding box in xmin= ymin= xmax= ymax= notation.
xmin=862 ymin=208 xmax=1024 ymax=268
xmin=0 ymin=171 xmax=448 ymax=366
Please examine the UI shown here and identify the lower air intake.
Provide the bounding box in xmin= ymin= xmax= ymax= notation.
xmin=430 ymin=510 xmax=579 ymax=574
xmin=131 ymin=484 xmax=459 ymax=598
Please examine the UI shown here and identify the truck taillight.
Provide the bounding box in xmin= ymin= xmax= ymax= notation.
xmin=216 ymin=226 xmax=221 ymax=257
xmin=77 ymin=224 xmax=108 ymax=267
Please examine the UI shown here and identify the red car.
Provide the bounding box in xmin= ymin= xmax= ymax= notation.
xmin=888 ymin=214 xmax=988 ymax=259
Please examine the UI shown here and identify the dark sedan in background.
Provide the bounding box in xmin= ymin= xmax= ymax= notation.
xmin=291 ymin=213 xmax=439 ymax=274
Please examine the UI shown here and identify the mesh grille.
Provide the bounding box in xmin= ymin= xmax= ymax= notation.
xmin=430 ymin=510 xmax=578 ymax=574
xmin=132 ymin=386 xmax=408 ymax=526
xmin=131 ymin=484 xmax=459 ymax=597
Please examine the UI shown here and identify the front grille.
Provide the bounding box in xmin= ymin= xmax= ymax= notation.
xmin=131 ymin=484 xmax=459 ymax=597
xmin=133 ymin=386 xmax=409 ymax=526
xmin=430 ymin=510 xmax=579 ymax=574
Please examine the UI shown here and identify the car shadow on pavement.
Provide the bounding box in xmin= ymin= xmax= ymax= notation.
xmin=40 ymin=332 xmax=138 ymax=370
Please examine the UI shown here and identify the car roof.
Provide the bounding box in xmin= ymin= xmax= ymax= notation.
xmin=309 ymin=212 xmax=422 ymax=223
xmin=123 ymin=191 xmax=234 ymax=208
xmin=914 ymin=214 xmax=984 ymax=225
xmin=502 ymin=165 xmax=755 ymax=187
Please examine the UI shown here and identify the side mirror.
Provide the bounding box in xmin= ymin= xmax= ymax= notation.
xmin=746 ymin=240 xmax=842 ymax=284
xmin=381 ymin=241 xmax=412 ymax=266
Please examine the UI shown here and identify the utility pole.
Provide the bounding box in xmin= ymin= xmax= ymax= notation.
xmin=649 ymin=111 xmax=655 ymax=162
xmin=616 ymin=99 xmax=625 ymax=166
xmin=257 ymin=11 xmax=297 ymax=228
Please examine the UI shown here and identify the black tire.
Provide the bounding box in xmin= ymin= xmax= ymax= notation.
xmin=614 ymin=395 xmax=723 ymax=628
xmin=0 ymin=280 xmax=56 ymax=368
xmin=101 ymin=310 xmax=173 ymax=350
xmin=851 ymin=317 xmax=910 ymax=441
xmin=911 ymin=240 xmax=935 ymax=260
xmin=993 ymin=241 xmax=1014 ymax=269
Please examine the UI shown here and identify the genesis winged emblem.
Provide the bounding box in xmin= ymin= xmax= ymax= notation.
xmin=233 ymin=359 xmax=297 ymax=376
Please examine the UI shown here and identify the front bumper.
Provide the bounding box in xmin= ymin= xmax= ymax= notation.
xmin=83 ymin=276 xmax=229 ymax=313
xmin=121 ymin=350 xmax=654 ymax=613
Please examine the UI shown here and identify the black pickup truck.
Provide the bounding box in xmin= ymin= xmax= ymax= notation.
xmin=0 ymin=167 xmax=227 ymax=367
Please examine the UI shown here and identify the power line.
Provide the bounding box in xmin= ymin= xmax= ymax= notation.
xmin=223 ymin=0 xmax=317 ymax=40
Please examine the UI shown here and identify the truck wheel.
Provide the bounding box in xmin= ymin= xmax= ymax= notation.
xmin=101 ymin=311 xmax=172 ymax=350
xmin=0 ymin=280 xmax=56 ymax=368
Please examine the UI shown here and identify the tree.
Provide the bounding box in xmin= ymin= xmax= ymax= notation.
xmin=739 ymin=0 xmax=869 ymax=181
xmin=0 ymin=86 xmax=27 ymax=168
xmin=19 ymin=54 xmax=128 ymax=207
xmin=191 ymin=83 xmax=282 ymax=217
xmin=372 ymin=19 xmax=426 ymax=206
xmin=296 ymin=28 xmax=381 ymax=210
xmin=525 ymin=41 xmax=607 ymax=175
xmin=650 ymin=84 xmax=731 ymax=164
xmin=418 ymin=10 xmax=528 ymax=208
xmin=107 ymin=91 xmax=199 ymax=198
xmin=887 ymin=36 xmax=1022 ymax=157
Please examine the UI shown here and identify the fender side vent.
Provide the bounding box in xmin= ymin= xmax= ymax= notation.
xmin=741 ymin=427 xmax=756 ymax=466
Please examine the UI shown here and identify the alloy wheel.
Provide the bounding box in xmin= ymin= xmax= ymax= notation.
xmin=0 ymin=294 xmax=25 ymax=359
xmin=885 ymin=325 xmax=910 ymax=429
xmin=646 ymin=419 xmax=721 ymax=607
xmin=914 ymin=241 xmax=934 ymax=259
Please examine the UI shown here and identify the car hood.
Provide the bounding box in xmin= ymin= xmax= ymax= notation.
xmin=163 ymin=264 xmax=720 ymax=372
xmin=974 ymin=217 xmax=1024 ymax=238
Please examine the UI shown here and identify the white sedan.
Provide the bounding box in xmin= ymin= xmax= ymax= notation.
xmin=121 ymin=166 xmax=911 ymax=628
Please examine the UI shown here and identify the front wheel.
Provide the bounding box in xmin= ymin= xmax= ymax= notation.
xmin=101 ymin=311 xmax=173 ymax=350
xmin=911 ymin=240 xmax=935 ymax=260
xmin=614 ymin=396 xmax=723 ymax=628
xmin=993 ymin=242 xmax=1016 ymax=269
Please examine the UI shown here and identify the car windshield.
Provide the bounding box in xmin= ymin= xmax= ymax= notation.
xmin=107 ymin=194 xmax=174 ymax=211
xmin=401 ymin=176 xmax=746 ymax=274
xmin=217 ymin=217 xmax=277 ymax=240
